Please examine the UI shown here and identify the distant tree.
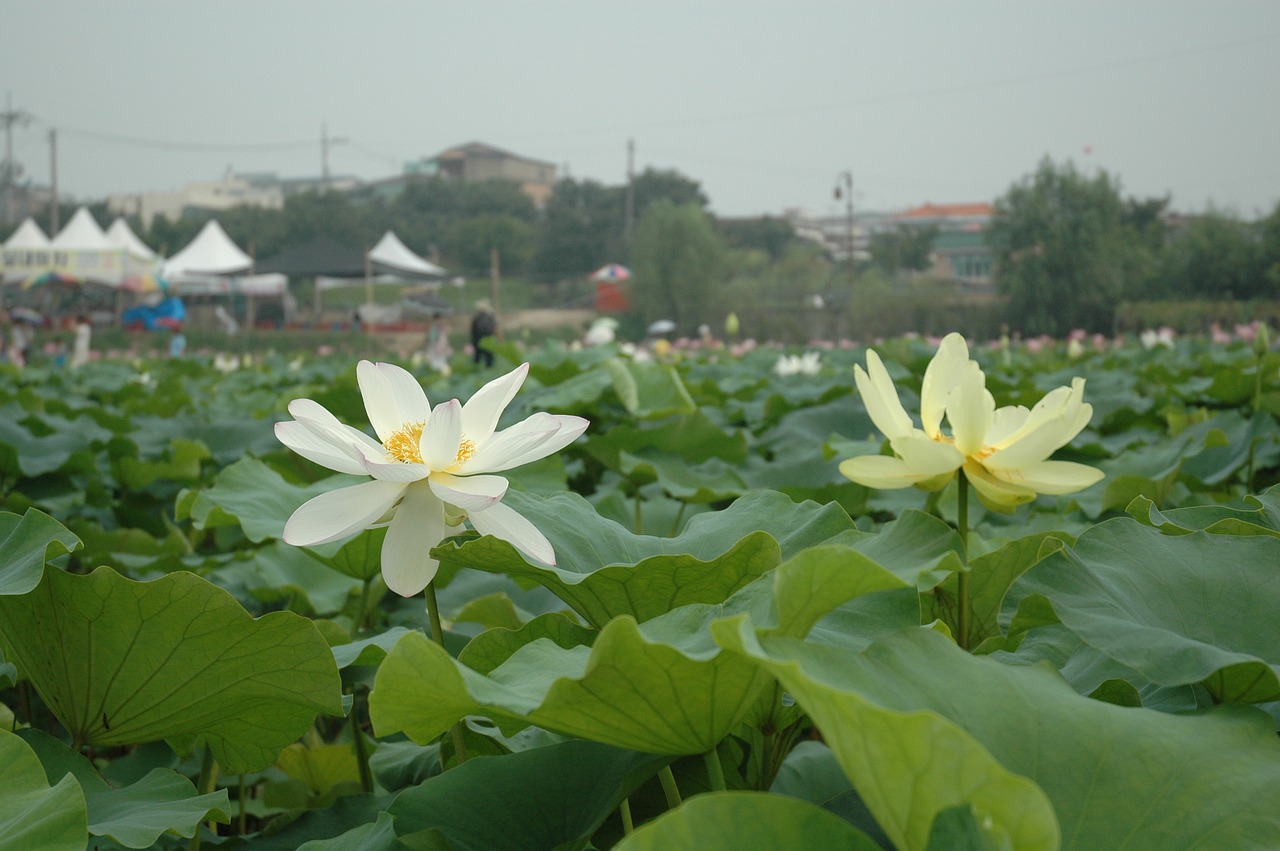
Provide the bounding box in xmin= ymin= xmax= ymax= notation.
xmin=533 ymin=177 xmax=626 ymax=280
xmin=867 ymin=225 xmax=937 ymax=274
xmin=1160 ymin=210 xmax=1264 ymax=300
xmin=450 ymin=214 xmax=535 ymax=275
xmin=630 ymin=200 xmax=727 ymax=330
xmin=717 ymin=216 xmax=800 ymax=259
xmin=1262 ymin=201 xmax=1280 ymax=294
xmin=988 ymin=158 xmax=1151 ymax=335
xmin=630 ymin=168 xmax=708 ymax=218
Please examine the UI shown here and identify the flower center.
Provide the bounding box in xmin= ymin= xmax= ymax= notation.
xmin=384 ymin=422 xmax=425 ymax=464
xmin=454 ymin=437 xmax=477 ymax=466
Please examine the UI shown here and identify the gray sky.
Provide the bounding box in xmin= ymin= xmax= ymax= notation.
xmin=4 ymin=1 xmax=1278 ymax=219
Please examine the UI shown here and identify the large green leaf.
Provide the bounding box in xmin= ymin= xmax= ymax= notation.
xmin=373 ymin=544 xmax=908 ymax=755
xmin=0 ymin=567 xmax=343 ymax=774
xmin=604 ymin=357 xmax=697 ymax=419
xmin=388 ymin=740 xmax=667 ymax=851
xmin=184 ymin=455 xmax=348 ymax=543
xmin=0 ymin=508 xmax=81 ymax=597
xmin=717 ymin=622 xmax=1280 ymax=850
xmin=1127 ymin=486 xmax=1280 ymax=538
xmin=433 ymin=490 xmax=856 ymax=626
xmin=613 ymin=791 xmax=882 ymax=850
xmin=18 ymin=728 xmax=230 ymax=849
xmin=1005 ymin=518 xmax=1280 ymax=702
xmin=0 ymin=728 xmax=87 ymax=851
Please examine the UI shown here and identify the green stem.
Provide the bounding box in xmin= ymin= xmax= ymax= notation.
xmin=425 ymin=583 xmax=468 ymax=765
xmin=703 ymin=748 xmax=726 ymax=792
xmin=355 ymin=577 xmax=373 ymax=632
xmin=634 ymin=489 xmax=643 ymax=535
xmin=669 ymin=501 xmax=687 ymax=537
xmin=351 ymin=691 xmax=374 ymax=794
xmin=956 ymin=471 xmax=971 ymax=651
xmin=237 ymin=775 xmax=247 ymax=835
xmin=657 ymin=765 xmax=683 ymax=810
xmin=188 ymin=746 xmax=218 ymax=850
xmin=620 ymin=798 xmax=634 ymax=835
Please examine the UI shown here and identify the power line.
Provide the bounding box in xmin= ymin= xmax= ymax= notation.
xmin=34 ymin=122 xmax=316 ymax=152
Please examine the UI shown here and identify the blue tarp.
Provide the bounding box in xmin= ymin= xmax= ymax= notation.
xmin=123 ymin=296 xmax=186 ymax=330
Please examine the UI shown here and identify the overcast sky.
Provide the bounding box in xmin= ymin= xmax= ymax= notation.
xmin=4 ymin=1 xmax=1278 ymax=220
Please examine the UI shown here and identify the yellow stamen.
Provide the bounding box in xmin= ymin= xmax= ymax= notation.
xmin=454 ymin=437 xmax=477 ymax=466
xmin=384 ymin=422 xmax=425 ymax=464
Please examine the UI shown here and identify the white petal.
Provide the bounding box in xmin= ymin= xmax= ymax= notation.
xmin=855 ymin=352 xmax=914 ymax=440
xmin=381 ymin=483 xmax=447 ymax=596
xmin=461 ymin=363 xmax=529 ymax=445
xmin=359 ymin=455 xmax=431 ymax=483
xmin=467 ymin=500 xmax=556 ymax=565
xmin=920 ymin=333 xmax=970 ymax=439
xmin=422 ymin=398 xmax=462 ymax=470
xmin=946 ymin=361 xmax=994 ymax=458
xmin=429 ymin=472 xmax=509 ymax=512
xmin=985 ymin=405 xmax=1029 ymax=447
xmin=275 ymin=421 xmax=368 ymax=475
xmin=464 ymin=413 xmax=589 ymax=473
xmin=357 ymin=360 xmax=430 ymax=442
xmin=986 ymin=459 xmax=1104 ymax=495
xmin=282 ymin=479 xmax=407 ymax=546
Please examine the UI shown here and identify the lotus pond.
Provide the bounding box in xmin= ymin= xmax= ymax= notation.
xmin=1 ymin=332 xmax=1279 ymax=850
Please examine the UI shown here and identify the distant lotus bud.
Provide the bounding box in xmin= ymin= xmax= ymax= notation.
xmin=1255 ymin=322 xmax=1271 ymax=359
xmin=725 ymin=312 xmax=740 ymax=338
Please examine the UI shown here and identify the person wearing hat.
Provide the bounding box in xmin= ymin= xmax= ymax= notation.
xmin=470 ymin=299 xmax=497 ymax=368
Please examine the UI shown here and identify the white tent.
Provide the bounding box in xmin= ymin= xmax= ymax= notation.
xmin=162 ymin=220 xmax=252 ymax=277
xmin=2 ymin=207 xmax=152 ymax=286
xmin=367 ymin=231 xmax=448 ymax=278
xmin=3 ymin=218 xmax=50 ymax=250
xmin=51 ymin=207 xmax=113 ymax=251
xmin=106 ymin=218 xmax=157 ymax=261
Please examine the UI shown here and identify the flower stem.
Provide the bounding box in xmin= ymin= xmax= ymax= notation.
xmin=657 ymin=765 xmax=683 ymax=810
xmin=425 ymin=582 xmax=469 ymax=765
xmin=669 ymin=501 xmax=687 ymax=537
xmin=350 ymin=691 xmax=373 ymax=794
xmin=703 ymin=748 xmax=726 ymax=792
xmin=188 ymin=745 xmax=218 ymax=850
xmin=956 ymin=470 xmax=971 ymax=651
xmin=355 ymin=577 xmax=372 ymax=632
xmin=620 ymin=798 xmax=635 ymax=834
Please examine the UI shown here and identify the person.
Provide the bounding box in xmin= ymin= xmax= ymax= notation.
xmin=71 ymin=315 xmax=92 ymax=367
xmin=168 ymin=325 xmax=187 ymax=359
xmin=427 ymin=313 xmax=453 ymax=372
xmin=7 ymin=317 xmax=31 ymax=368
xmin=470 ymin=300 xmax=497 ymax=368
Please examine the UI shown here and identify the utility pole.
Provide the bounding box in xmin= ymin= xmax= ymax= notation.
xmin=48 ymin=128 xmax=59 ymax=234
xmin=623 ymin=138 xmax=635 ymax=240
xmin=2 ymin=93 xmax=34 ymax=225
xmin=321 ymin=122 xmax=348 ymax=190
xmin=834 ymin=171 xmax=854 ymax=297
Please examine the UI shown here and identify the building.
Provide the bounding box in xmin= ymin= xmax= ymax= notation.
xmin=403 ymin=142 xmax=557 ymax=208
xmin=106 ymin=169 xmax=360 ymax=228
xmin=893 ymin=202 xmax=995 ymax=289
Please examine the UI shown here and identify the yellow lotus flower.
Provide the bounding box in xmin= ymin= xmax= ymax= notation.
xmin=839 ymin=333 xmax=1103 ymax=511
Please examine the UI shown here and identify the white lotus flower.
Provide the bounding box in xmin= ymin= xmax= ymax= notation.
xmin=774 ymin=351 xmax=822 ymax=376
xmin=839 ymin=333 xmax=1103 ymax=511
xmin=276 ymin=361 xmax=588 ymax=596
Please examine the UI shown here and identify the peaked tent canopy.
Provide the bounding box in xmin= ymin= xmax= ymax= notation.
xmin=162 ymin=220 xmax=252 ymax=277
xmin=368 ymin=231 xmax=447 ymax=279
xmin=50 ymin=207 xmax=112 ymax=251
xmin=3 ymin=218 xmax=50 ymax=250
xmin=106 ymin=218 xmax=157 ymax=260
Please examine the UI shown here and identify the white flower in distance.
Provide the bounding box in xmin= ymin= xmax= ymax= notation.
xmin=774 ymin=351 xmax=822 ymax=376
xmin=276 ymin=361 xmax=588 ymax=596
xmin=839 ymin=332 xmax=1103 ymax=511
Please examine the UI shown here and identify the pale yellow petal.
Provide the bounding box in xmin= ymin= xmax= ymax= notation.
xmin=946 ymin=361 xmax=995 ymax=458
xmin=841 ymin=455 xmax=945 ymax=490
xmin=920 ymin=333 xmax=970 ymax=438
xmin=986 ymin=459 xmax=1104 ymax=496
xmin=963 ymin=460 xmax=1036 ymax=513
xmin=890 ymin=434 xmax=966 ymax=477
xmin=855 ymin=351 xmax=914 ymax=439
